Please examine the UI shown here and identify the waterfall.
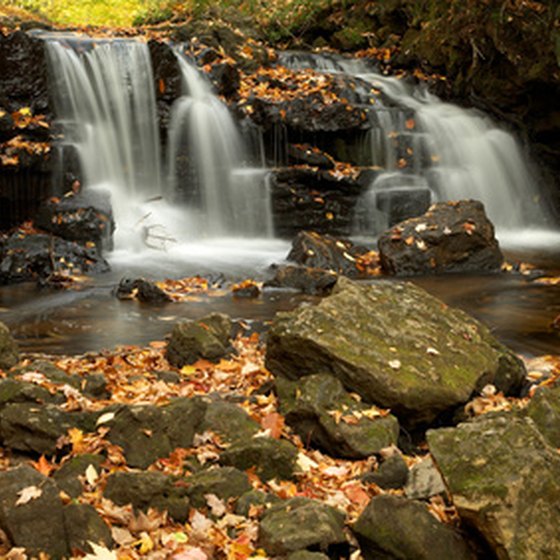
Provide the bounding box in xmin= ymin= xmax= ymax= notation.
xmin=279 ymin=52 xmax=549 ymax=236
xmin=167 ymin=50 xmax=273 ymax=237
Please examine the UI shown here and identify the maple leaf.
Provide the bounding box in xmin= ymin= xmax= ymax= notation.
xmin=31 ymin=455 xmax=55 ymax=477
xmin=260 ymin=412 xmax=284 ymax=439
xmin=83 ymin=543 xmax=117 ymax=560
xmin=15 ymin=485 xmax=42 ymax=506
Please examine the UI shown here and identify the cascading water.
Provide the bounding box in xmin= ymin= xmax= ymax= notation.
xmin=279 ymin=52 xmax=550 ymax=237
xmin=167 ymin=51 xmax=273 ymax=237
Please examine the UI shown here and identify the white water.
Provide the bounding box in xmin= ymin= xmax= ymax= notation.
xmin=44 ymin=37 xmax=275 ymax=271
xmin=279 ymin=52 xmax=553 ymax=240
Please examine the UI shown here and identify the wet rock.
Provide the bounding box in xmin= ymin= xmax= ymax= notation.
xmin=116 ymin=277 xmax=172 ymax=303
xmin=208 ymin=60 xmax=240 ymax=97
xmin=0 ymin=465 xmax=69 ymax=558
xmin=200 ymin=399 xmax=261 ymax=443
xmin=185 ymin=466 xmax=252 ymax=508
xmin=276 ymin=374 xmax=399 ymax=458
xmin=0 ymin=322 xmax=18 ymax=371
xmin=353 ymin=494 xmax=476 ymax=560
xmin=287 ymin=230 xmax=370 ymax=277
xmin=35 ymin=189 xmax=115 ymax=250
xmin=404 ymin=456 xmax=446 ymax=500
xmin=264 ymin=264 xmax=338 ymax=295
xmin=525 ymin=382 xmax=560 ymax=447
xmin=378 ymin=200 xmax=503 ymax=275
xmin=258 ymin=497 xmax=346 ymax=556
xmin=166 ymin=313 xmax=234 ymax=367
xmin=266 ymin=277 xmax=526 ymax=426
xmin=287 ymin=144 xmax=335 ymax=169
xmin=104 ymin=471 xmax=190 ymax=522
xmin=376 ymin=186 xmax=432 ymax=227
xmin=361 ymin=453 xmax=409 ymax=490
xmin=220 ymin=436 xmax=298 ymax=481
xmin=0 ymin=402 xmax=93 ymax=455
xmin=270 ymin=168 xmax=363 ymax=238
xmin=63 ymin=503 xmax=113 ymax=554
xmin=106 ymin=398 xmax=206 ymax=468
xmin=148 ymin=39 xmax=182 ymax=103
xmin=54 ymin=454 xmax=105 ymax=498
xmin=0 ymin=232 xmax=110 ymax=285
xmin=428 ymin=413 xmax=560 ymax=559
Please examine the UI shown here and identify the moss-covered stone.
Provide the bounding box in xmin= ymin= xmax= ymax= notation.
xmin=428 ymin=413 xmax=560 ymax=559
xmin=267 ymin=278 xmax=525 ymax=426
xmin=185 ymin=466 xmax=252 ymax=508
xmin=63 ymin=503 xmax=113 ymax=553
xmin=525 ymin=382 xmax=560 ymax=447
xmin=276 ymin=374 xmax=399 ymax=458
xmin=0 ymin=321 xmax=18 ymax=371
xmin=235 ymin=489 xmax=281 ymax=517
xmin=54 ymin=454 xmax=105 ymax=498
xmin=0 ymin=378 xmax=55 ymax=407
xmin=200 ymin=400 xmax=260 ymax=444
xmin=353 ymin=494 xmax=475 ymax=560
xmin=258 ymin=497 xmax=346 ymax=556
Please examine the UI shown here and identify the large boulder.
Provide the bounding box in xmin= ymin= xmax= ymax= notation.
xmin=353 ymin=494 xmax=476 ymax=560
xmin=378 ymin=200 xmax=504 ymax=275
xmin=266 ymin=278 xmax=526 ymax=426
xmin=428 ymin=413 xmax=560 ymax=559
xmin=276 ymin=374 xmax=399 ymax=458
xmin=264 ymin=264 xmax=338 ymax=295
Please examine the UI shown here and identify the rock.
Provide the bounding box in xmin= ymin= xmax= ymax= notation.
xmin=35 ymin=189 xmax=115 ymax=250
xmin=0 ymin=322 xmax=18 ymax=371
xmin=375 ymin=186 xmax=432 ymax=227
xmin=14 ymin=359 xmax=80 ymax=388
xmin=0 ymin=232 xmax=110 ymax=285
xmin=235 ymin=489 xmax=281 ymax=517
xmin=276 ymin=374 xmax=399 ymax=458
xmin=258 ymin=497 xmax=346 ymax=556
xmin=166 ymin=313 xmax=234 ymax=368
xmin=0 ymin=378 xmax=54 ymax=407
xmin=107 ymin=398 xmax=206 ymax=468
xmin=287 ymin=552 xmax=330 ymax=560
xmin=200 ymin=400 xmax=261 ymax=443
xmin=404 ymin=456 xmax=446 ymax=499
xmin=378 ymin=200 xmax=504 ymax=276
xmin=270 ymin=168 xmax=364 ymax=238
xmin=287 ymin=231 xmax=370 ymax=277
xmin=185 ymin=466 xmax=252 ymax=508
xmin=116 ymin=277 xmax=172 ymax=303
xmin=54 ymin=454 xmax=105 ymax=498
xmin=525 ymin=382 xmax=560 ymax=447
xmin=266 ymin=277 xmax=526 ymax=426
xmin=361 ymin=453 xmax=409 ymax=489
xmin=427 ymin=413 xmax=560 ymax=559
xmin=63 ymin=503 xmax=113 ymax=554
xmin=264 ymin=264 xmax=338 ymax=295
xmin=0 ymin=402 xmax=92 ymax=455
xmin=0 ymin=465 xmax=69 ymax=558
xmin=220 ymin=436 xmax=298 ymax=481
xmin=104 ymin=471 xmax=190 ymax=522
xmin=353 ymin=494 xmax=476 ymax=560
xmin=287 ymin=143 xmax=335 ymax=169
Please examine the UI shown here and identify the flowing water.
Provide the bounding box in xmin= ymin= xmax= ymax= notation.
xmin=1 ymin=40 xmax=558 ymax=356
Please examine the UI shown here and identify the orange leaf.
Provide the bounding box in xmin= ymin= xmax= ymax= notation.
xmin=158 ymin=78 xmax=166 ymax=95
xmin=31 ymin=455 xmax=55 ymax=476
xmin=261 ymin=412 xmax=284 ymax=439
xmin=405 ymin=118 xmax=416 ymax=130
xmin=343 ymin=482 xmax=370 ymax=507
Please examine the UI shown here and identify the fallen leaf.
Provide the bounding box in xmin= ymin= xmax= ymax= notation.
xmin=83 ymin=542 xmax=117 ymax=560
xmin=205 ymin=493 xmax=226 ymax=517
xmin=260 ymin=412 xmax=284 ymax=439
xmin=15 ymin=485 xmax=42 ymax=506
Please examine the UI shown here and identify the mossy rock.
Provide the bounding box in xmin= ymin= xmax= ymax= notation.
xmin=63 ymin=503 xmax=113 ymax=554
xmin=0 ymin=322 xmax=18 ymax=371
xmin=525 ymin=382 xmax=560 ymax=447
xmin=185 ymin=466 xmax=252 ymax=508
xmin=0 ymin=378 xmax=56 ymax=407
xmin=200 ymin=399 xmax=260 ymax=444
xmin=54 ymin=454 xmax=105 ymax=498
xmin=267 ymin=278 xmax=525 ymax=427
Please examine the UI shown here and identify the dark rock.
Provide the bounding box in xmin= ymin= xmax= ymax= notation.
xmin=0 ymin=465 xmax=69 ymax=558
xmin=185 ymin=466 xmax=252 ymax=508
xmin=525 ymin=382 xmax=560 ymax=448
xmin=83 ymin=373 xmax=109 ymax=399
xmin=287 ymin=230 xmax=370 ymax=277
xmin=361 ymin=453 xmax=409 ymax=489
xmin=14 ymin=359 xmax=81 ymax=388
xmin=270 ymin=167 xmax=364 ymax=238
xmin=235 ymin=489 xmax=281 ymax=517
xmin=104 ymin=471 xmax=190 ymax=522
xmin=166 ymin=313 xmax=233 ymax=367
xmin=258 ymin=497 xmax=346 ymax=556
xmin=378 ymin=200 xmax=504 ymax=276
xmin=428 ymin=413 xmax=560 ymax=559
xmin=376 ymin=186 xmax=432 ymax=227
xmin=208 ymin=60 xmax=240 ymax=97
xmin=148 ymin=40 xmax=182 ymax=103
xmin=0 ymin=402 xmax=93 ymax=455
xmin=0 ymin=321 xmax=18 ymax=371
xmin=287 ymin=553 xmax=330 ymax=560
xmin=287 ymin=144 xmax=335 ymax=169
xmin=354 ymin=494 xmax=476 ymax=560
xmin=264 ymin=264 xmax=337 ymax=295
xmin=276 ymin=374 xmax=399 ymax=458
xmin=63 ymin=503 xmax=113 ymax=554
xmin=107 ymin=398 xmax=206 ymax=468
xmin=200 ymin=399 xmax=261 ymax=443
xmin=0 ymin=378 xmax=54 ymax=407
xmin=0 ymin=232 xmax=110 ymax=285
xmin=220 ymin=436 xmax=298 ymax=481
xmin=115 ymin=277 xmax=172 ymax=303
xmin=154 ymin=370 xmax=182 ymax=384
xmin=404 ymin=456 xmax=446 ymax=500
xmin=35 ymin=189 xmax=115 ymax=250
xmin=54 ymin=454 xmax=105 ymax=498
xmin=266 ymin=277 xmax=526 ymax=427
